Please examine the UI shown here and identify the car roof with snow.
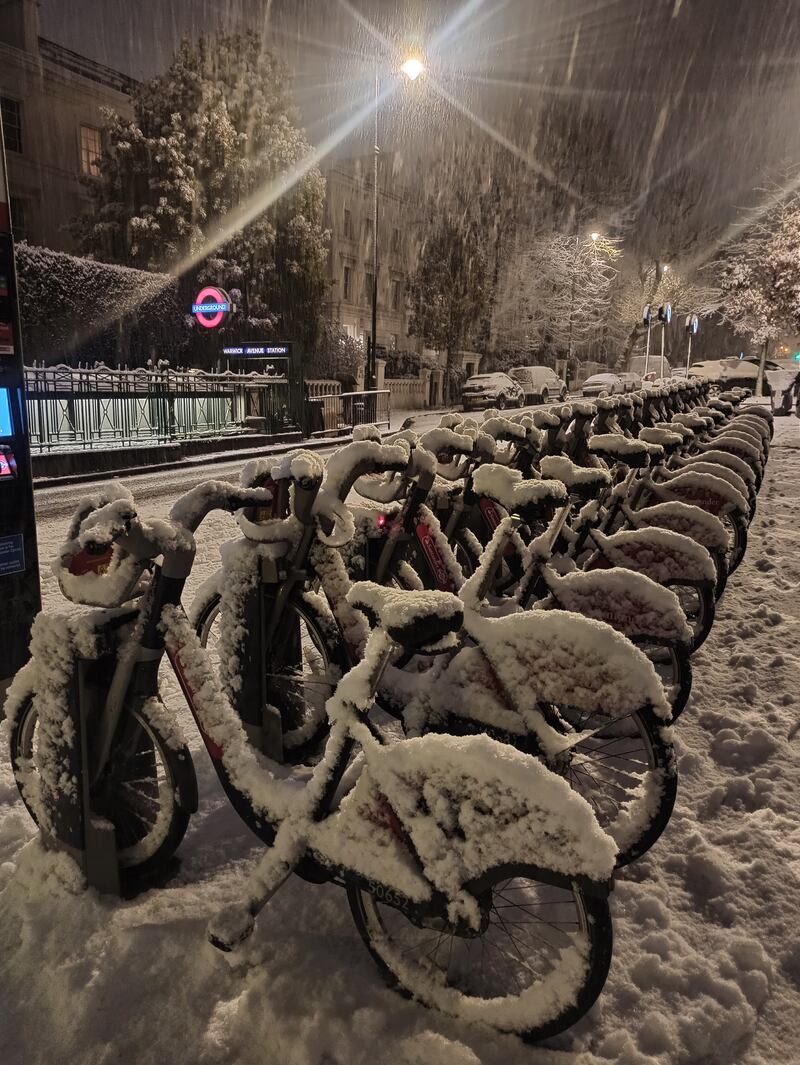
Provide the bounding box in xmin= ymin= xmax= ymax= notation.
xmin=584 ymin=373 xmax=619 ymax=383
xmin=466 ymin=373 xmax=512 ymax=383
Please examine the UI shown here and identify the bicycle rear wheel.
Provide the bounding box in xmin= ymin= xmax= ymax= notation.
xmin=348 ymin=867 xmax=612 ymax=1042
xmin=549 ymin=702 xmax=677 ymax=867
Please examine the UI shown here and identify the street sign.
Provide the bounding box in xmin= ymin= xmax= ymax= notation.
xmin=192 ymin=286 xmax=230 ymax=329
xmin=658 ymin=303 xmax=672 ymax=324
xmin=223 ymin=343 xmax=290 ymax=356
xmin=685 ymin=314 xmax=699 ymax=335
xmin=642 ymin=304 xmax=652 ymax=326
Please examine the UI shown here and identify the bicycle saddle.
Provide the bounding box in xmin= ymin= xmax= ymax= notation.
xmin=638 ymin=426 xmax=683 ymax=456
xmin=539 ymin=455 xmax=611 ymax=501
xmin=347 ymin=582 xmax=463 ymax=650
xmin=530 ymin=408 xmax=560 ymax=429
xmin=587 ymin=434 xmax=653 ymax=469
xmin=471 ymin=464 xmax=568 ymax=516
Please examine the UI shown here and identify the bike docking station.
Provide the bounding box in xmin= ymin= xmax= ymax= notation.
xmin=42 ymin=634 xmax=122 ymax=897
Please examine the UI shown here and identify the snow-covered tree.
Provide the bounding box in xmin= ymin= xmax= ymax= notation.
xmin=306 ymin=324 xmax=364 ymax=384
xmin=408 ymin=210 xmax=488 ymax=403
xmin=73 ymin=33 xmax=328 ymax=353
xmin=491 ymin=233 xmax=621 ymax=365
xmin=712 ymin=185 xmax=800 ymax=388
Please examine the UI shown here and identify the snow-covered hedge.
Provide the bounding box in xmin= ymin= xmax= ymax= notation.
xmin=16 ymin=244 xmax=184 ymax=366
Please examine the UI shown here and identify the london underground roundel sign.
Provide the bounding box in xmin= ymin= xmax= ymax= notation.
xmin=192 ymin=286 xmax=230 ymax=329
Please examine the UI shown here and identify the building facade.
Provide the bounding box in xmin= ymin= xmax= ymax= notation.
xmin=0 ymin=0 xmax=135 ymax=251
xmin=321 ymin=154 xmax=416 ymax=354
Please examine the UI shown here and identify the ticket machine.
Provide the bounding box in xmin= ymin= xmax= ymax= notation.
xmin=0 ymin=128 xmax=41 ymax=706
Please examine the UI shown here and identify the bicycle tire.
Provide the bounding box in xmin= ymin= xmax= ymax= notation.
xmin=347 ymin=865 xmax=612 ymax=1042
xmin=9 ymin=694 xmax=195 ymax=881
xmin=194 ymin=587 xmax=346 ymax=764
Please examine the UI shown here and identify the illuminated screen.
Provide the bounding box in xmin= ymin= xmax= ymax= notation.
xmin=0 ymin=388 xmax=11 ymax=438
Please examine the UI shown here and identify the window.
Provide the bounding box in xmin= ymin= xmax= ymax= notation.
xmin=390 ymin=334 xmax=399 ymax=350
xmin=10 ymin=198 xmax=29 ymax=242
xmin=364 ymin=271 xmax=374 ymax=301
xmin=1 ymin=97 xmax=22 ymax=154
xmin=343 ymin=264 xmax=352 ymax=301
xmin=391 ymin=279 xmax=401 ymax=311
xmin=343 ymin=207 xmax=353 ymax=239
xmin=80 ymin=124 xmax=102 ymax=176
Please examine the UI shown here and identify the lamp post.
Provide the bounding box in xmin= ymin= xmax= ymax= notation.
xmin=366 ymin=55 xmax=425 ymax=393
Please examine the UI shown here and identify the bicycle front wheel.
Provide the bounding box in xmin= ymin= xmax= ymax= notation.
xmin=9 ymin=694 xmax=195 ymax=880
xmin=195 ymin=589 xmax=344 ymax=763
xmin=348 ymin=868 xmax=612 ymax=1042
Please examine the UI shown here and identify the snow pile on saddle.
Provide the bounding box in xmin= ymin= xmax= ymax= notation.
xmin=481 ymin=415 xmax=527 ymax=442
xmin=542 ymin=567 xmax=692 ymax=643
xmin=592 ymin=527 xmax=717 ymax=583
xmin=472 ymin=464 xmax=567 ymax=510
xmin=639 ymin=426 xmax=683 ymax=448
xmin=540 ymin=454 xmax=611 ymax=488
xmin=466 ymin=608 xmax=671 ymax=723
xmin=589 ymin=433 xmax=661 ymax=460
xmin=347 ymin=582 xmax=462 ymax=638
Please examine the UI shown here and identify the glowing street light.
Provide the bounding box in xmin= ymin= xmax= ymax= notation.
xmin=591 ymin=232 xmax=600 ymax=242
xmin=400 ymin=56 xmax=425 ymax=81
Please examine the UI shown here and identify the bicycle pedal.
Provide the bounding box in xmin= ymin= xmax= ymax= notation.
xmin=207 ymin=905 xmax=255 ymax=952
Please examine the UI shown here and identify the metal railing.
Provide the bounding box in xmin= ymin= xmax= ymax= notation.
xmin=306 ymin=389 xmax=391 ymax=436
xmin=24 ymin=364 xmax=293 ymax=454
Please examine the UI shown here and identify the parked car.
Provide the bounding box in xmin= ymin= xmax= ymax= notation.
xmin=462 ymin=372 xmax=525 ymax=411
xmin=617 ymin=371 xmax=643 ymax=392
xmin=582 ymin=373 xmax=624 ymax=397
xmin=508 ymin=365 xmax=568 ymax=404
xmin=628 ymin=355 xmax=673 ymax=380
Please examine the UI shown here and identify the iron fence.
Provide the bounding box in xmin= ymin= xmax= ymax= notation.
xmin=24 ymin=364 xmax=293 ymax=454
xmin=306 ymin=390 xmax=391 ymax=437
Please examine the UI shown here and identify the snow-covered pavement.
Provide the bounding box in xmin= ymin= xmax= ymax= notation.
xmin=1 ymin=416 xmax=798 ymax=1065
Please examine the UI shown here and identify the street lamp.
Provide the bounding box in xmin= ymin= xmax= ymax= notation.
xmin=367 ymin=55 xmax=425 ymax=392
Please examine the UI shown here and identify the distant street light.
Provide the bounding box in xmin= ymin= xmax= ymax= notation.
xmin=367 ymin=54 xmax=426 ymax=392
xmin=591 ymin=232 xmax=600 ymax=242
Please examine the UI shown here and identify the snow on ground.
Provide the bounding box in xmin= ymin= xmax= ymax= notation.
xmin=0 ymin=416 xmax=798 ymax=1065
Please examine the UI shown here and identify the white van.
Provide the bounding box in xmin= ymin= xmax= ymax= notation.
xmin=508 ymin=365 xmax=568 ymax=404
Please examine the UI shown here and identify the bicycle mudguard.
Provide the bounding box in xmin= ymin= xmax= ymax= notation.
xmin=680 ymin=449 xmax=756 ymax=489
xmin=642 ymin=470 xmax=748 ymax=519
xmin=310 ymin=731 xmax=618 ymax=923
xmin=630 ymin=501 xmax=730 ymax=553
xmin=541 ymin=566 xmax=692 ymax=644
xmin=589 ymin=527 xmax=717 ymax=586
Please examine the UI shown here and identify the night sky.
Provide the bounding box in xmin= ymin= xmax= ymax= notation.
xmin=39 ymin=0 xmax=800 ymax=231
